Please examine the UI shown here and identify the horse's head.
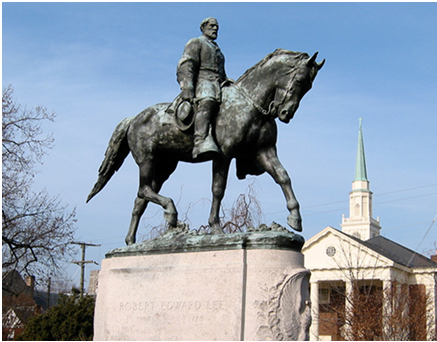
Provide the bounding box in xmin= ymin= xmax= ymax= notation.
xmin=274 ymin=52 xmax=325 ymax=123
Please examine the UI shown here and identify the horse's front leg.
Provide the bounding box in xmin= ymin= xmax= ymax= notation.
xmin=208 ymin=157 xmax=231 ymax=234
xmin=256 ymin=147 xmax=302 ymax=232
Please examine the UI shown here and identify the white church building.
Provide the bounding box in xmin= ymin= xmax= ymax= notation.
xmin=302 ymin=120 xmax=437 ymax=341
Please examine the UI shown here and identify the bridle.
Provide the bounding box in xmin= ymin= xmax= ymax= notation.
xmin=233 ymin=64 xmax=299 ymax=117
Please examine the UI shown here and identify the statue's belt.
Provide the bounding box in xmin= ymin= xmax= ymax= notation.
xmin=198 ymin=72 xmax=225 ymax=83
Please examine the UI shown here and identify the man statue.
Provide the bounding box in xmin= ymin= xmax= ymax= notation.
xmin=176 ymin=17 xmax=227 ymax=160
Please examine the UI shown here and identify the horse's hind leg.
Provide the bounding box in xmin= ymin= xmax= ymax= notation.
xmin=125 ymin=158 xmax=178 ymax=245
xmin=126 ymin=197 xmax=148 ymax=245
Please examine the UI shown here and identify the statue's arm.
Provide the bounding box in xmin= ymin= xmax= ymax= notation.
xmin=177 ymin=38 xmax=201 ymax=101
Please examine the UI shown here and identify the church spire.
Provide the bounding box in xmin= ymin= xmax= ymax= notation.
xmin=354 ymin=118 xmax=368 ymax=181
xmin=341 ymin=118 xmax=381 ymax=240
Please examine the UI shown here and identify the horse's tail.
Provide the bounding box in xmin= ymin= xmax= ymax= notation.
xmin=86 ymin=116 xmax=135 ymax=203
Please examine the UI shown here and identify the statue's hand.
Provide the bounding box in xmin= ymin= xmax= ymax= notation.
xmin=181 ymin=88 xmax=194 ymax=102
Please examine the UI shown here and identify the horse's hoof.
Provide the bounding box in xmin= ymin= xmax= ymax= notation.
xmin=170 ymin=221 xmax=190 ymax=233
xmin=287 ymin=213 xmax=303 ymax=232
xmin=210 ymin=225 xmax=225 ymax=235
xmin=164 ymin=210 xmax=178 ymax=228
xmin=125 ymin=236 xmax=135 ymax=245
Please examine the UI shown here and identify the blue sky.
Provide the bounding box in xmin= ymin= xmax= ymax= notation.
xmin=3 ymin=2 xmax=437 ymax=288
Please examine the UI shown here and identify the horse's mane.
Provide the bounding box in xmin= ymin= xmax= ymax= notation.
xmin=237 ymin=49 xmax=310 ymax=83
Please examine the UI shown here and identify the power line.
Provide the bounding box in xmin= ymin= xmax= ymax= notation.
xmin=303 ymin=184 xmax=437 ymax=210
xmin=375 ymin=192 xmax=437 ymax=205
xmin=374 ymin=183 xmax=437 ymax=197
xmin=381 ymin=220 xmax=432 ymax=232
xmin=91 ymin=235 xmax=126 ymax=243
xmin=302 ymin=199 xmax=349 ymax=210
xmin=392 ymin=213 xmax=437 ymax=279
xmin=264 ymin=192 xmax=437 ymax=217
xmin=406 ymin=213 xmax=437 ymax=267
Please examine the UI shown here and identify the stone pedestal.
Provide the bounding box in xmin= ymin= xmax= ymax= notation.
xmin=94 ymin=227 xmax=311 ymax=341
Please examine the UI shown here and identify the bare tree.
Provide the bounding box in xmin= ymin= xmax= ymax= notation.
xmin=423 ymin=241 xmax=437 ymax=258
xmin=145 ymin=180 xmax=264 ymax=239
xmin=2 ymin=85 xmax=77 ymax=283
xmin=220 ymin=180 xmax=263 ymax=234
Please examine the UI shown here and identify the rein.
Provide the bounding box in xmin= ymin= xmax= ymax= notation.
xmin=232 ymin=83 xmax=273 ymax=116
xmin=233 ymin=65 xmax=298 ymax=117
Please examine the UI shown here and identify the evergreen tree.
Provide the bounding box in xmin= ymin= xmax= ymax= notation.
xmin=18 ymin=289 xmax=94 ymax=341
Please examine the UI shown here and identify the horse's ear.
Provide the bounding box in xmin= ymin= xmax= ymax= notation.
xmin=306 ymin=52 xmax=325 ymax=70
xmin=306 ymin=52 xmax=319 ymax=66
xmin=317 ymin=59 xmax=325 ymax=70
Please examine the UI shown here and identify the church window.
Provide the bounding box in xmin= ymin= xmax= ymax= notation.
xmin=326 ymin=246 xmax=336 ymax=257
xmin=354 ymin=203 xmax=360 ymax=216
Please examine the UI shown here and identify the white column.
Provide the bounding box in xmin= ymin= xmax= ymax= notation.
xmin=426 ymin=283 xmax=436 ymax=341
xmin=382 ymin=280 xmax=392 ymax=339
xmin=310 ymin=281 xmax=319 ymax=341
xmin=343 ymin=281 xmax=353 ymax=340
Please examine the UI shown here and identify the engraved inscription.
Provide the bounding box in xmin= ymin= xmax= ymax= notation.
xmin=136 ymin=316 xmax=151 ymax=322
xmin=188 ymin=315 xmax=204 ymax=323
xmin=119 ymin=300 xmax=225 ymax=312
xmin=119 ymin=299 xmax=226 ymax=326
xmin=160 ymin=301 xmax=201 ymax=311
xmin=206 ymin=300 xmax=225 ymax=311
xmin=120 ymin=301 xmax=156 ymax=311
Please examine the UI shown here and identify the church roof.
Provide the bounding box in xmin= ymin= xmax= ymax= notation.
xmin=332 ymin=228 xmax=436 ymax=269
xmin=363 ymin=235 xmax=437 ymax=268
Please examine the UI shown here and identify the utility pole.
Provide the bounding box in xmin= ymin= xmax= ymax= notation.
xmin=71 ymin=242 xmax=100 ymax=297
xmin=47 ymin=276 xmax=51 ymax=309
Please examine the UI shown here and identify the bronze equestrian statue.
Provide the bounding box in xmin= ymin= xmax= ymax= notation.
xmin=87 ymin=29 xmax=324 ymax=245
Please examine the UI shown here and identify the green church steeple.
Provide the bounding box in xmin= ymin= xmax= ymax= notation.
xmin=354 ymin=117 xmax=368 ymax=182
xmin=341 ymin=117 xmax=381 ymax=240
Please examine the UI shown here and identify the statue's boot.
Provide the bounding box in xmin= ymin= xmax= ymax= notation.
xmin=193 ymin=132 xmax=220 ymax=160
xmin=192 ymin=100 xmax=220 ymax=161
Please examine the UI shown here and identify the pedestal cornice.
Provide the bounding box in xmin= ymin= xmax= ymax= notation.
xmin=106 ymin=223 xmax=305 ymax=258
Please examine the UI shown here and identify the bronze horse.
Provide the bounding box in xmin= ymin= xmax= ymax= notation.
xmin=87 ymin=49 xmax=324 ymax=245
